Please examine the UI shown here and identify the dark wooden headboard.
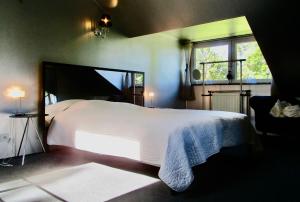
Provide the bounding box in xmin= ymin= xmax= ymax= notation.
xmin=39 ymin=61 xmax=145 ymax=147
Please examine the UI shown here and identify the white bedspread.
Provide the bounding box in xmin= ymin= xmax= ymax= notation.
xmin=47 ymin=100 xmax=255 ymax=192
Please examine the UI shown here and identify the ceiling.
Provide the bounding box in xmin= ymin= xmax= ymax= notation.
xmin=94 ymin=0 xmax=246 ymax=37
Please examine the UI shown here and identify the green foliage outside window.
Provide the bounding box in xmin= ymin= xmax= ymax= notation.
xmin=195 ymin=46 xmax=228 ymax=81
xmin=194 ymin=38 xmax=271 ymax=82
xmin=236 ymin=42 xmax=271 ymax=80
xmin=134 ymin=73 xmax=144 ymax=86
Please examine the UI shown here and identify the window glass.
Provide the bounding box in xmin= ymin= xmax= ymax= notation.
xmin=194 ymin=44 xmax=229 ymax=81
xmin=236 ymin=41 xmax=271 ymax=81
xmin=193 ymin=36 xmax=272 ymax=84
xmin=134 ymin=73 xmax=144 ymax=86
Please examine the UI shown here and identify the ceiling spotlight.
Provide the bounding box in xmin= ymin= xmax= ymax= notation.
xmin=100 ymin=14 xmax=112 ymax=27
xmin=94 ymin=14 xmax=112 ymax=39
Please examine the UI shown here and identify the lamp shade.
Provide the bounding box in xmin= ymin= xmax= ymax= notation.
xmin=5 ymin=86 xmax=25 ymax=98
xmin=149 ymin=92 xmax=155 ymax=97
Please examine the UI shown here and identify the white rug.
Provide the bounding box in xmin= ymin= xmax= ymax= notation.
xmin=0 ymin=180 xmax=59 ymax=202
xmin=0 ymin=163 xmax=159 ymax=202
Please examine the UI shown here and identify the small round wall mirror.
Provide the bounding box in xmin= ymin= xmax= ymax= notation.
xmin=192 ymin=69 xmax=201 ymax=80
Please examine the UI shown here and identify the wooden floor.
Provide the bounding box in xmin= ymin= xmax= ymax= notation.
xmin=1 ymin=135 xmax=300 ymax=202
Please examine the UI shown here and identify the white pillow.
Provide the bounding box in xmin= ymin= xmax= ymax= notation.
xmin=270 ymin=100 xmax=291 ymax=117
xmin=282 ymin=105 xmax=300 ymax=117
xmin=270 ymin=100 xmax=300 ymax=118
xmin=45 ymin=99 xmax=83 ymax=126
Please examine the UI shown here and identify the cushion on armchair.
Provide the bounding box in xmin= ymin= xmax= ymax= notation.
xmin=250 ymin=96 xmax=300 ymax=135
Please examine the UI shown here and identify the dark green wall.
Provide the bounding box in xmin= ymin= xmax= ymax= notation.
xmin=244 ymin=0 xmax=300 ymax=97
xmin=0 ymin=0 xmax=184 ymax=113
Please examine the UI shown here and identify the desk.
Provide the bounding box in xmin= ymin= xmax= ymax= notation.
xmin=9 ymin=113 xmax=45 ymax=166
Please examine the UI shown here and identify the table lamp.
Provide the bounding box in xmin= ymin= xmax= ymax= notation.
xmin=149 ymin=92 xmax=155 ymax=108
xmin=5 ymin=86 xmax=26 ymax=115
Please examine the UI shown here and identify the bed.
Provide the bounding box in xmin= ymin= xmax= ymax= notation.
xmin=41 ymin=62 xmax=257 ymax=192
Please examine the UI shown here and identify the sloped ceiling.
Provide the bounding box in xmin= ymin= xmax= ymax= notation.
xmin=96 ymin=0 xmax=245 ymax=37
xmin=95 ymin=0 xmax=300 ymax=97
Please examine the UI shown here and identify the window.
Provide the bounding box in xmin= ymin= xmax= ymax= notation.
xmin=193 ymin=36 xmax=271 ymax=84
xmin=235 ymin=38 xmax=271 ymax=81
xmin=134 ymin=73 xmax=144 ymax=86
xmin=195 ymin=43 xmax=229 ymax=81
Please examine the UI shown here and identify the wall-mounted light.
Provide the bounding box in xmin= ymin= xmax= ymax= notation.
xmin=4 ymin=86 xmax=26 ymax=115
xmin=94 ymin=14 xmax=112 ymax=39
xmin=84 ymin=19 xmax=92 ymax=31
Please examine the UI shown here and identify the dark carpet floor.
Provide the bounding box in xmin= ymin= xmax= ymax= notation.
xmin=1 ymin=135 xmax=300 ymax=202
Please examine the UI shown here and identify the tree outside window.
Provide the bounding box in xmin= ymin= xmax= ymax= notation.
xmin=236 ymin=41 xmax=271 ymax=80
xmin=195 ymin=45 xmax=228 ymax=81
xmin=193 ymin=36 xmax=271 ymax=83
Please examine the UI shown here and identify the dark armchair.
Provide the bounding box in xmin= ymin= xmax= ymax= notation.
xmin=249 ymin=96 xmax=300 ymax=135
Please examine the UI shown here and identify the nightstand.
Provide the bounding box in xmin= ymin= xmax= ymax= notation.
xmin=9 ymin=113 xmax=45 ymax=166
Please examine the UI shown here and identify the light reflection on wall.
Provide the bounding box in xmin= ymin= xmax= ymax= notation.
xmin=75 ymin=130 xmax=141 ymax=160
xmin=84 ymin=19 xmax=92 ymax=31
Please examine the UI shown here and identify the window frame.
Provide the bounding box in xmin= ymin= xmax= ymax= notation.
xmin=192 ymin=35 xmax=272 ymax=85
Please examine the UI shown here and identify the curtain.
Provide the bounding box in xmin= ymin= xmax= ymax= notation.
xmin=122 ymin=72 xmax=130 ymax=101
xmin=180 ymin=42 xmax=195 ymax=104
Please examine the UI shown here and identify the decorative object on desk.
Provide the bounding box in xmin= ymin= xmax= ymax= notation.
xmin=94 ymin=14 xmax=112 ymax=38
xmin=4 ymin=86 xmax=26 ymax=115
xmin=149 ymin=92 xmax=155 ymax=108
xmin=192 ymin=69 xmax=201 ymax=81
xmin=226 ymin=70 xmax=234 ymax=83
